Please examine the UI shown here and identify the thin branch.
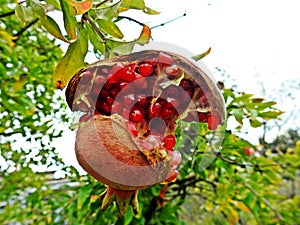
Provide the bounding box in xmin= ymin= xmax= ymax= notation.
xmin=117 ymin=16 xmax=145 ymax=27
xmin=243 ymin=182 xmax=284 ymax=221
xmin=151 ymin=12 xmax=187 ymax=29
xmin=82 ymin=13 xmax=106 ymax=42
xmin=13 ymin=18 xmax=39 ymax=41
xmin=0 ymin=10 xmax=15 ymax=19
xmin=95 ymin=0 xmax=110 ymax=8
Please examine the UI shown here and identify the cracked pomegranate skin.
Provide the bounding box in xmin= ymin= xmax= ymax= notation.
xmin=66 ymin=49 xmax=226 ymax=217
xmin=75 ymin=114 xmax=172 ymax=190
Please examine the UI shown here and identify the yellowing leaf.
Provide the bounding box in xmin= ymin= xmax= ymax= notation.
xmin=143 ymin=6 xmax=160 ymax=15
xmin=107 ymin=25 xmax=151 ymax=55
xmin=54 ymin=25 xmax=88 ymax=89
xmin=67 ymin=0 xmax=92 ymax=15
xmin=40 ymin=15 xmax=70 ymax=43
xmin=230 ymin=200 xmax=251 ymax=213
xmin=136 ymin=24 xmax=151 ymax=45
xmin=223 ymin=204 xmax=239 ymax=225
xmin=0 ymin=28 xmax=16 ymax=48
xmin=192 ymin=47 xmax=211 ymax=61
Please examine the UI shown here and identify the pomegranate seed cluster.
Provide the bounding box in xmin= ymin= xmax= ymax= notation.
xmin=66 ymin=50 xmax=226 ymax=216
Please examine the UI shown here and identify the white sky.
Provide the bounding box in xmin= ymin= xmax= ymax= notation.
xmin=55 ymin=0 xmax=300 ymax=170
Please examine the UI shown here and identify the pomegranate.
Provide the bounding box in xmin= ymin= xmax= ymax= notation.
xmin=65 ymin=50 xmax=225 ymax=217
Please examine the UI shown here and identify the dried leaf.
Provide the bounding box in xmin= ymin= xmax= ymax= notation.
xmin=66 ymin=0 xmax=92 ymax=15
xmin=191 ymin=47 xmax=211 ymax=61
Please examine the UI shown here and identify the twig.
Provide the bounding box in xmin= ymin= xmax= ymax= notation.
xmin=13 ymin=18 xmax=39 ymax=42
xmin=95 ymin=0 xmax=110 ymax=8
xmin=82 ymin=13 xmax=106 ymax=42
xmin=243 ymin=182 xmax=284 ymax=221
xmin=150 ymin=12 xmax=186 ymax=29
xmin=117 ymin=16 xmax=145 ymax=27
xmin=0 ymin=10 xmax=15 ymax=19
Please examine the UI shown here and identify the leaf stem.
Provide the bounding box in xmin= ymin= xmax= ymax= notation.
xmin=82 ymin=13 xmax=106 ymax=43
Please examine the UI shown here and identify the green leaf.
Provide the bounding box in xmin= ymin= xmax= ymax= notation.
xmin=123 ymin=208 xmax=134 ymax=225
xmin=54 ymin=25 xmax=88 ymax=89
xmin=258 ymin=111 xmax=283 ymax=119
xmin=40 ymin=15 xmax=70 ymax=43
xmin=232 ymin=108 xmax=244 ymax=123
xmin=121 ymin=0 xmax=145 ymax=10
xmin=191 ymin=47 xmax=211 ymax=61
xmin=94 ymin=0 xmax=123 ymax=20
xmin=250 ymin=119 xmax=263 ymax=128
xmin=77 ymin=185 xmax=93 ymax=210
xmin=15 ymin=5 xmax=33 ymax=23
xmin=143 ymin=6 xmax=160 ymax=15
xmin=97 ymin=19 xmax=124 ymax=39
xmin=30 ymin=0 xmax=46 ymax=18
xmin=85 ymin=22 xmax=106 ymax=55
xmin=60 ymin=0 xmax=77 ymax=40
xmin=66 ymin=0 xmax=92 ymax=15
xmin=45 ymin=0 xmax=61 ymax=10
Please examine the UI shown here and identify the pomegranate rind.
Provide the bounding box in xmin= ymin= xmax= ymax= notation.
xmin=75 ymin=114 xmax=173 ymax=190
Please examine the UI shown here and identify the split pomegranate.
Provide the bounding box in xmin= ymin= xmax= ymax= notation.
xmin=65 ymin=50 xmax=226 ymax=217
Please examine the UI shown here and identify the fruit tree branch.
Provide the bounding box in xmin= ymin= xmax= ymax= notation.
xmin=13 ymin=18 xmax=39 ymax=42
xmin=0 ymin=10 xmax=15 ymax=18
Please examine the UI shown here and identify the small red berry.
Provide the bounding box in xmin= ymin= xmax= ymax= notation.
xmin=163 ymin=134 xmax=176 ymax=150
xmin=129 ymin=108 xmax=145 ymax=123
xmin=207 ymin=112 xmax=221 ymax=130
xmin=138 ymin=63 xmax=153 ymax=77
xmin=148 ymin=102 xmax=162 ymax=118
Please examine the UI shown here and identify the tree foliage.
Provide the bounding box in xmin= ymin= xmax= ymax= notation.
xmin=0 ymin=1 xmax=299 ymax=225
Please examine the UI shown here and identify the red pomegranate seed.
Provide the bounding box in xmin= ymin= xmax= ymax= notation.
xmin=105 ymin=95 xmax=114 ymax=105
xmin=198 ymin=112 xmax=207 ymax=122
xmin=148 ymin=102 xmax=162 ymax=118
xmin=119 ymin=82 xmax=128 ymax=90
xmin=129 ymin=108 xmax=145 ymax=123
xmin=164 ymin=65 xmax=181 ymax=77
xmin=165 ymin=170 xmax=178 ymax=182
xmin=207 ymin=112 xmax=221 ymax=130
xmin=120 ymin=65 xmax=136 ymax=82
xmin=107 ymin=73 xmax=121 ymax=84
xmin=157 ymin=52 xmax=174 ymax=65
xmin=159 ymin=103 xmax=178 ymax=120
xmin=167 ymin=97 xmax=179 ymax=108
xmin=138 ymin=63 xmax=153 ymax=77
xmin=163 ymin=134 xmax=176 ymax=150
xmin=136 ymin=95 xmax=148 ymax=107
